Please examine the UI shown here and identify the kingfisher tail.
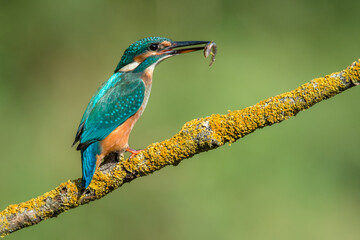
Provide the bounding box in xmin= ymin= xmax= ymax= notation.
xmin=81 ymin=142 xmax=100 ymax=188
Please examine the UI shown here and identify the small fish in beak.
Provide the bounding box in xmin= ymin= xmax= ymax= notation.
xmin=204 ymin=42 xmax=217 ymax=66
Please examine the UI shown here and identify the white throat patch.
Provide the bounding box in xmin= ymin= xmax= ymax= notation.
xmin=146 ymin=55 xmax=172 ymax=74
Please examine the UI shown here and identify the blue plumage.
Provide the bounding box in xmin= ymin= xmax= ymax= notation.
xmin=81 ymin=142 xmax=100 ymax=188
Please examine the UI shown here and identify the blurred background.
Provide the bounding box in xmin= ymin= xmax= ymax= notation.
xmin=1 ymin=0 xmax=360 ymax=239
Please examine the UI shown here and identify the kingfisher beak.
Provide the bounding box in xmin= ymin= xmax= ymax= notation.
xmin=164 ymin=41 xmax=210 ymax=55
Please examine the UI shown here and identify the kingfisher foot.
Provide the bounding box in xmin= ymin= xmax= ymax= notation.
xmin=125 ymin=147 xmax=143 ymax=159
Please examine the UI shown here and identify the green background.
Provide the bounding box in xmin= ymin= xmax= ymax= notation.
xmin=1 ymin=0 xmax=360 ymax=239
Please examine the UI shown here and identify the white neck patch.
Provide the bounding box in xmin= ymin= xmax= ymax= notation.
xmin=118 ymin=61 xmax=140 ymax=72
xmin=119 ymin=55 xmax=172 ymax=73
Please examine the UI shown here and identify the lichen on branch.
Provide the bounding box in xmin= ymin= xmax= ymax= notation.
xmin=0 ymin=59 xmax=359 ymax=238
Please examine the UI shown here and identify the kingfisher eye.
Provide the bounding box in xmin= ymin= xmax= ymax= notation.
xmin=149 ymin=43 xmax=159 ymax=51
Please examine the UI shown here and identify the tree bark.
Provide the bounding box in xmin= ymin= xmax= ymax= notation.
xmin=0 ymin=59 xmax=359 ymax=238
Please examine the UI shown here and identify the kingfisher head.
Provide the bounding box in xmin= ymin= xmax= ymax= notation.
xmin=114 ymin=37 xmax=210 ymax=73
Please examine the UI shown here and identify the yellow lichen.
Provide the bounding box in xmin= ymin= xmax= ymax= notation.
xmin=342 ymin=61 xmax=360 ymax=85
xmin=1 ymin=59 xmax=359 ymax=237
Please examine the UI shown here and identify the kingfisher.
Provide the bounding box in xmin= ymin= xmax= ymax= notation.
xmin=73 ymin=37 xmax=211 ymax=188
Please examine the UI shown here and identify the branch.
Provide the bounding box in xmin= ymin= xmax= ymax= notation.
xmin=1 ymin=59 xmax=359 ymax=237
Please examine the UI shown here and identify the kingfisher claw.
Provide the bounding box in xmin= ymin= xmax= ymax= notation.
xmin=126 ymin=147 xmax=143 ymax=159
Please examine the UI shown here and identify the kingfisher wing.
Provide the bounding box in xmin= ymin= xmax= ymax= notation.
xmin=73 ymin=73 xmax=123 ymax=146
xmin=78 ymin=76 xmax=145 ymax=150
